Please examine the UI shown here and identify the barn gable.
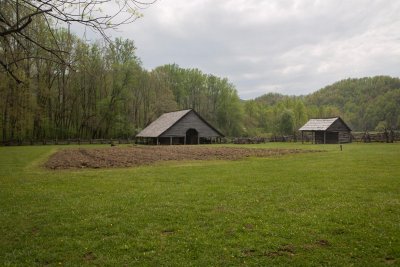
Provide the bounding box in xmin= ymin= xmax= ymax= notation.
xmin=136 ymin=109 xmax=223 ymax=145
xmin=326 ymin=117 xmax=351 ymax=132
xmin=136 ymin=110 xmax=191 ymax=138
xmin=161 ymin=111 xmax=222 ymax=137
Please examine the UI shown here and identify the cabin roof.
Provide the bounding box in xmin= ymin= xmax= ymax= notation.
xmin=136 ymin=109 xmax=192 ymax=138
xmin=299 ymin=117 xmax=351 ymax=131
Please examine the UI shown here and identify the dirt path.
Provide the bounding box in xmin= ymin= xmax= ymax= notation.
xmin=44 ymin=146 xmax=318 ymax=169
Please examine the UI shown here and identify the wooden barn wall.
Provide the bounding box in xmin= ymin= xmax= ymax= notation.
xmin=314 ymin=131 xmax=351 ymax=144
xmin=327 ymin=119 xmax=350 ymax=132
xmin=161 ymin=112 xmax=221 ymax=138
xmin=314 ymin=132 xmax=325 ymax=144
xmin=339 ymin=132 xmax=352 ymax=143
xmin=314 ymin=131 xmax=338 ymax=144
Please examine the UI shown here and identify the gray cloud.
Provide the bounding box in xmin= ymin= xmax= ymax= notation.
xmin=116 ymin=0 xmax=400 ymax=99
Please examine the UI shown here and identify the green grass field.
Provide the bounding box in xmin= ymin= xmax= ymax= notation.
xmin=0 ymin=143 xmax=399 ymax=266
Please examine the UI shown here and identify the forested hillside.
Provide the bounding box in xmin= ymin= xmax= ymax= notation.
xmin=1 ymin=9 xmax=399 ymax=142
xmin=306 ymin=76 xmax=400 ymax=131
xmin=243 ymin=76 xmax=400 ymax=136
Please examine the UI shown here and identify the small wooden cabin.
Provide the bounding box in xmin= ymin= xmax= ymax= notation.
xmin=136 ymin=109 xmax=224 ymax=145
xmin=299 ymin=117 xmax=352 ymax=144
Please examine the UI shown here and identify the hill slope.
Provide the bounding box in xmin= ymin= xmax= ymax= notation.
xmin=247 ymin=76 xmax=400 ymax=133
xmin=305 ymin=76 xmax=400 ymax=130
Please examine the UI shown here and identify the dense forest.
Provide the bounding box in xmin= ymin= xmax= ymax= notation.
xmin=0 ymin=16 xmax=243 ymax=142
xmin=1 ymin=9 xmax=399 ymax=143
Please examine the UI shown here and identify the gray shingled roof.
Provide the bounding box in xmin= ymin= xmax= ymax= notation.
xmin=136 ymin=109 xmax=192 ymax=137
xmin=299 ymin=118 xmax=339 ymax=131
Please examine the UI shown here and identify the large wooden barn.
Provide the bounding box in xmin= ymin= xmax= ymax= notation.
xmin=299 ymin=117 xmax=352 ymax=144
xmin=136 ymin=109 xmax=224 ymax=145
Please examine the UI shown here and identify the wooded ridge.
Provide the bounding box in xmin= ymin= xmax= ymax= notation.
xmin=243 ymin=76 xmax=400 ymax=137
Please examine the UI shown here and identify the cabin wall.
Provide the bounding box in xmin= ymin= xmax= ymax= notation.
xmin=314 ymin=131 xmax=351 ymax=144
xmin=339 ymin=131 xmax=352 ymax=143
xmin=161 ymin=111 xmax=221 ymax=138
xmin=314 ymin=131 xmax=338 ymax=144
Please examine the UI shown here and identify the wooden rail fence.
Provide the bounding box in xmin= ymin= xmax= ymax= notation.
xmin=1 ymin=139 xmax=134 ymax=146
xmin=1 ymin=131 xmax=399 ymax=146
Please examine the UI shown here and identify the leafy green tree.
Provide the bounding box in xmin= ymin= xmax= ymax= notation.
xmin=293 ymin=100 xmax=307 ymax=130
xmin=279 ymin=109 xmax=295 ymax=135
xmin=375 ymin=121 xmax=388 ymax=132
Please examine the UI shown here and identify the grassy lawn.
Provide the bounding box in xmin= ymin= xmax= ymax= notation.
xmin=0 ymin=143 xmax=399 ymax=266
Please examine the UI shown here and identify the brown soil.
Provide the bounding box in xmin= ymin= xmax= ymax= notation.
xmin=83 ymin=251 xmax=96 ymax=261
xmin=264 ymin=244 xmax=296 ymax=257
xmin=44 ymin=145 xmax=318 ymax=170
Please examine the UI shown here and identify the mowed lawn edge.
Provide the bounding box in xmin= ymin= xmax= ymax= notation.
xmin=0 ymin=143 xmax=399 ymax=266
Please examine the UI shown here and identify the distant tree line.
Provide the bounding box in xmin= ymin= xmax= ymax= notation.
xmin=1 ymin=9 xmax=399 ymax=142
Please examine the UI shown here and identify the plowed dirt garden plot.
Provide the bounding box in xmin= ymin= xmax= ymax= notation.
xmin=45 ymin=146 xmax=318 ymax=169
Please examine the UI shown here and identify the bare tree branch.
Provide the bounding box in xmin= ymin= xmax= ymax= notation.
xmin=0 ymin=0 xmax=157 ymax=83
xmin=0 ymin=9 xmax=50 ymax=36
xmin=0 ymin=58 xmax=23 ymax=83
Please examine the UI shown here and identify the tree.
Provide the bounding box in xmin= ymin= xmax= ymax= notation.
xmin=375 ymin=121 xmax=387 ymax=132
xmin=279 ymin=109 xmax=294 ymax=135
xmin=0 ymin=0 xmax=155 ymax=83
xmin=293 ymin=100 xmax=307 ymax=130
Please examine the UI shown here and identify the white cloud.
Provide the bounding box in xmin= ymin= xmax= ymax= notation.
xmin=112 ymin=0 xmax=400 ymax=99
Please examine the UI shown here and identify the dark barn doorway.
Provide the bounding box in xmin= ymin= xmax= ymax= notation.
xmin=186 ymin=128 xmax=199 ymax=144
xmin=326 ymin=132 xmax=339 ymax=144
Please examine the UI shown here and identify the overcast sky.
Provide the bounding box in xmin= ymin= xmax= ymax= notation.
xmin=114 ymin=0 xmax=400 ymax=99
